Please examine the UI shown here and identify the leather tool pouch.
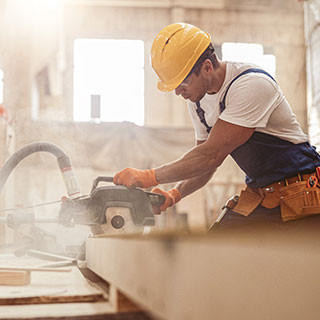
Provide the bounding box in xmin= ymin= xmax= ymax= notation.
xmin=279 ymin=181 xmax=320 ymax=221
xmin=232 ymin=187 xmax=263 ymax=216
xmin=261 ymin=184 xmax=282 ymax=208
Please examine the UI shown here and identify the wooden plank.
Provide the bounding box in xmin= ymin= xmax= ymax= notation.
xmin=0 ymin=293 xmax=106 ymax=305
xmin=0 ymin=302 xmax=116 ymax=319
xmin=86 ymin=217 xmax=320 ymax=320
xmin=0 ymin=304 xmax=152 ymax=320
xmin=0 ymin=266 xmax=151 ymax=319
xmin=0 ymin=270 xmax=30 ymax=286
xmin=0 ymin=293 xmax=107 ymax=305
xmin=0 ymin=267 xmax=107 ymax=305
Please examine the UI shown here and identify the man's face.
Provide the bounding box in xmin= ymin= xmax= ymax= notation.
xmin=174 ymin=67 xmax=207 ymax=103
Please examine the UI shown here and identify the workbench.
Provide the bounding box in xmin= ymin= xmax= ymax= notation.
xmin=86 ymin=217 xmax=320 ymax=320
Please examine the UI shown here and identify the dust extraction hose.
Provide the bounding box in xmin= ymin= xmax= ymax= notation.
xmin=0 ymin=142 xmax=80 ymax=198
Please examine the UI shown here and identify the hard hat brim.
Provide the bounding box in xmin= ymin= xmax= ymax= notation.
xmin=157 ymin=79 xmax=178 ymax=92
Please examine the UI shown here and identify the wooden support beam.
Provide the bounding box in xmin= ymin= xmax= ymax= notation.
xmin=86 ymin=218 xmax=320 ymax=320
xmin=108 ymin=286 xmax=143 ymax=313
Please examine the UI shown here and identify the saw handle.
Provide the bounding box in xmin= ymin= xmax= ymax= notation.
xmin=145 ymin=191 xmax=165 ymax=207
xmin=91 ymin=176 xmax=165 ymax=206
xmin=90 ymin=176 xmax=114 ymax=193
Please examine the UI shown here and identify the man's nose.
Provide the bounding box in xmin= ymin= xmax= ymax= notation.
xmin=175 ymin=86 xmax=182 ymax=96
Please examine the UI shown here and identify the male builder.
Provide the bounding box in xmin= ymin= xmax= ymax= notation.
xmin=114 ymin=23 xmax=320 ymax=225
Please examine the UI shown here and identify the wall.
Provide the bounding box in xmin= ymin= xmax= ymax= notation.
xmin=0 ymin=0 xmax=306 ymax=127
xmin=304 ymin=0 xmax=320 ymax=148
xmin=0 ymin=0 xmax=308 ymax=234
xmin=60 ymin=1 xmax=306 ymax=129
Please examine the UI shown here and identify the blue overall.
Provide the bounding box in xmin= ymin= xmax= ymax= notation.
xmin=195 ymin=68 xmax=320 ymax=188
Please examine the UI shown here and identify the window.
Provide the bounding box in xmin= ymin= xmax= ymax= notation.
xmin=0 ymin=69 xmax=3 ymax=104
xmin=73 ymin=39 xmax=144 ymax=125
xmin=221 ymin=42 xmax=276 ymax=76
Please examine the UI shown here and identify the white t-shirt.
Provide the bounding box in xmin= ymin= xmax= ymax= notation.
xmin=188 ymin=62 xmax=308 ymax=143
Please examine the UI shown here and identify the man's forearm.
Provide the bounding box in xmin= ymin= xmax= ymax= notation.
xmin=175 ymin=170 xmax=215 ymax=198
xmin=113 ymin=120 xmax=255 ymax=189
xmin=153 ymin=120 xmax=255 ymax=185
xmin=155 ymin=144 xmax=222 ymax=184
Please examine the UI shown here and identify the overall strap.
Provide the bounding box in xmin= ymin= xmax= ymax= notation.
xmin=219 ymin=68 xmax=276 ymax=114
xmin=195 ymin=68 xmax=276 ymax=134
xmin=195 ymin=101 xmax=212 ymax=134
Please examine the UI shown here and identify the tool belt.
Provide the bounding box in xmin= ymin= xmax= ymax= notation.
xmin=232 ymin=172 xmax=320 ymax=222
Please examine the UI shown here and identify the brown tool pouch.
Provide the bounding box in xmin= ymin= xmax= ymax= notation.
xmin=260 ymin=184 xmax=282 ymax=208
xmin=230 ymin=177 xmax=320 ymax=221
xmin=279 ymin=181 xmax=320 ymax=222
xmin=232 ymin=187 xmax=263 ymax=216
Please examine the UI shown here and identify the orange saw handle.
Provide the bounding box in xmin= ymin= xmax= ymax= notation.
xmin=90 ymin=176 xmax=165 ymax=207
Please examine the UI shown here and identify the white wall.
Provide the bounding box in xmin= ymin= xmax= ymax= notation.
xmin=0 ymin=0 xmax=308 ymax=232
xmin=305 ymin=0 xmax=320 ymax=148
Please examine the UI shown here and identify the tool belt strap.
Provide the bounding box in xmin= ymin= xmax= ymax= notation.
xmin=232 ymin=172 xmax=319 ymax=219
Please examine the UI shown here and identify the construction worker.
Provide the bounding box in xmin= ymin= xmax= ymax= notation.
xmin=114 ymin=23 xmax=320 ymax=226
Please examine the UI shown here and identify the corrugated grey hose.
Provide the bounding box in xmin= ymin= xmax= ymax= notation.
xmin=0 ymin=142 xmax=80 ymax=198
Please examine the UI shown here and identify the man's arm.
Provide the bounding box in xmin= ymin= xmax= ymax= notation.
xmin=151 ymin=140 xmax=214 ymax=214
xmin=113 ymin=119 xmax=255 ymax=189
xmin=175 ymin=170 xmax=214 ymax=198
xmin=150 ymin=123 xmax=251 ymax=214
xmin=174 ymin=140 xmax=214 ymax=198
xmin=155 ymin=119 xmax=255 ymax=184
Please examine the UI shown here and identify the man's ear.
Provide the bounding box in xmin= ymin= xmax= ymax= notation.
xmin=202 ymin=59 xmax=213 ymax=73
xmin=200 ymin=59 xmax=213 ymax=77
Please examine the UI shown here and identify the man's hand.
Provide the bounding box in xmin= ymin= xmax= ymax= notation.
xmin=151 ymin=187 xmax=182 ymax=214
xmin=113 ymin=168 xmax=158 ymax=188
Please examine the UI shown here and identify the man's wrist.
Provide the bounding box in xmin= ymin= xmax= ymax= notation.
xmin=154 ymin=169 xmax=160 ymax=185
xmin=169 ymin=188 xmax=182 ymax=204
xmin=148 ymin=169 xmax=159 ymax=187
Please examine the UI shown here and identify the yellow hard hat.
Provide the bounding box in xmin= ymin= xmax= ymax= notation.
xmin=151 ymin=23 xmax=211 ymax=92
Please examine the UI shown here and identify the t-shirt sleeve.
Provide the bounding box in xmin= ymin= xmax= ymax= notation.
xmin=187 ymin=102 xmax=209 ymax=141
xmin=219 ymin=74 xmax=282 ymax=128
